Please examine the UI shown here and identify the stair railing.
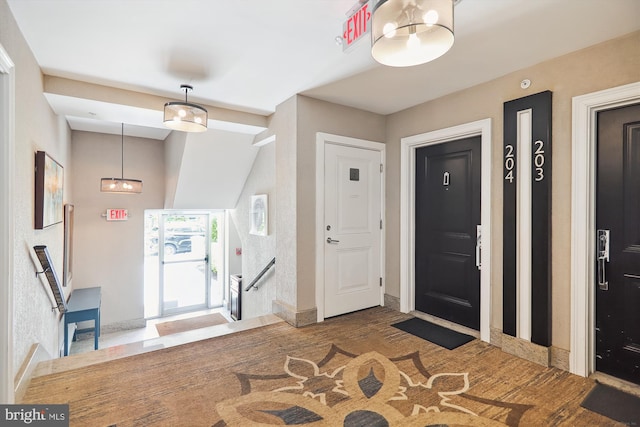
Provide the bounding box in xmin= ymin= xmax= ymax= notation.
xmin=244 ymin=257 xmax=275 ymax=291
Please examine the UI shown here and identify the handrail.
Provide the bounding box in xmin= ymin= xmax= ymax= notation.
xmin=245 ymin=257 xmax=275 ymax=291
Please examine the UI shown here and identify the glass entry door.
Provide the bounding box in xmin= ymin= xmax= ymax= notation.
xmin=159 ymin=213 xmax=210 ymax=315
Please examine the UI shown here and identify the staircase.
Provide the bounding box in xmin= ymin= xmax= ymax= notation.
xmin=27 ymin=314 xmax=283 ymax=385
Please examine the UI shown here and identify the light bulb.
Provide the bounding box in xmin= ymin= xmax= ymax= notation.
xmin=178 ymin=109 xmax=186 ymax=118
xmin=407 ymin=32 xmax=420 ymax=50
xmin=383 ymin=22 xmax=397 ymax=38
xmin=110 ymin=183 xmax=116 ymax=189
xmin=424 ymin=10 xmax=439 ymax=25
xmin=194 ymin=117 xmax=202 ymax=124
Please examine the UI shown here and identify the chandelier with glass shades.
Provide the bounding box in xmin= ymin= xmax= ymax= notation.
xmin=371 ymin=0 xmax=454 ymax=67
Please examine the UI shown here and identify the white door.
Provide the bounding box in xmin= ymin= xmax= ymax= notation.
xmin=324 ymin=143 xmax=382 ymax=317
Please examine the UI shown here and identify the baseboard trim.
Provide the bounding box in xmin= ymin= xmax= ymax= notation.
xmin=501 ymin=333 xmax=550 ymax=367
xmin=490 ymin=327 xmax=502 ymax=347
xmin=384 ymin=294 xmax=400 ymax=312
xmin=272 ymin=300 xmax=317 ymax=327
xmin=550 ymin=346 xmax=570 ymax=371
xmin=14 ymin=343 xmax=51 ymax=403
xmin=491 ymin=327 xmax=570 ymax=372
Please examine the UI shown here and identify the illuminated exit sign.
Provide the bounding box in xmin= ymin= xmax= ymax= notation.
xmin=106 ymin=209 xmax=128 ymax=221
xmin=342 ymin=1 xmax=371 ymax=51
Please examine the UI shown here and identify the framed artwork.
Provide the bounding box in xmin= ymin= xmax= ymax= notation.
xmin=63 ymin=204 xmax=74 ymax=287
xmin=250 ymin=194 xmax=268 ymax=236
xmin=34 ymin=151 xmax=64 ymax=229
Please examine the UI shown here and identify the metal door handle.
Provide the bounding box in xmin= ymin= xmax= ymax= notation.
xmin=327 ymin=237 xmax=340 ymax=244
xmin=475 ymin=225 xmax=482 ymax=270
xmin=597 ymin=229 xmax=610 ymax=291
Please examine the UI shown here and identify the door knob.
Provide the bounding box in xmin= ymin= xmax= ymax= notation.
xmin=327 ymin=237 xmax=340 ymax=244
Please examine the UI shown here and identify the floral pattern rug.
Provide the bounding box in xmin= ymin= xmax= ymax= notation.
xmin=214 ymin=344 xmax=530 ymax=426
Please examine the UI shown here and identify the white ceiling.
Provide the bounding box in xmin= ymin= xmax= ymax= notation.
xmin=7 ymin=0 xmax=640 ymax=139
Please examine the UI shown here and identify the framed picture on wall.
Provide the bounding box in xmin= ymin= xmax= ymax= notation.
xmin=34 ymin=151 xmax=64 ymax=229
xmin=63 ymin=204 xmax=74 ymax=287
xmin=250 ymin=194 xmax=268 ymax=236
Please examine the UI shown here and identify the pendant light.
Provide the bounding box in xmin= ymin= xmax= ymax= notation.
xmin=163 ymin=84 xmax=208 ymax=132
xmin=100 ymin=123 xmax=143 ymax=194
xmin=371 ymin=0 xmax=454 ymax=67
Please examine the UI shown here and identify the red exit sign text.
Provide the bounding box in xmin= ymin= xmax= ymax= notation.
xmin=343 ymin=1 xmax=371 ymax=50
xmin=106 ymin=209 xmax=128 ymax=221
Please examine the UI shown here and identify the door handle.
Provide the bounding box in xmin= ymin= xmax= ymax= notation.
xmin=475 ymin=225 xmax=482 ymax=270
xmin=597 ymin=229 xmax=610 ymax=291
xmin=327 ymin=237 xmax=340 ymax=244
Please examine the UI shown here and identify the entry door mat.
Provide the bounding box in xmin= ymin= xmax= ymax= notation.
xmin=155 ymin=313 xmax=229 ymax=336
xmin=391 ymin=317 xmax=475 ymax=350
xmin=580 ymin=382 xmax=640 ymax=424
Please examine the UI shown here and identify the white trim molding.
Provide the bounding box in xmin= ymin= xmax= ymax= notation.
xmin=315 ymin=132 xmax=386 ymax=322
xmin=0 ymin=43 xmax=15 ymax=404
xmin=400 ymin=118 xmax=492 ymax=343
xmin=516 ymin=110 xmax=533 ymax=341
xmin=570 ymin=82 xmax=640 ymax=377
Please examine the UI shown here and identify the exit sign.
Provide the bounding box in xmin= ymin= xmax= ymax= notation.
xmin=106 ymin=209 xmax=128 ymax=221
xmin=342 ymin=1 xmax=371 ymax=51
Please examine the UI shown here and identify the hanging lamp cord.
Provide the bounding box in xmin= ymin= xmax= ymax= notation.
xmin=121 ymin=122 xmax=124 ymax=179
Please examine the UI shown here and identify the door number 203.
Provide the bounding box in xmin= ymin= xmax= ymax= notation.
xmin=504 ymin=140 xmax=545 ymax=183
xmin=533 ymin=140 xmax=545 ymax=182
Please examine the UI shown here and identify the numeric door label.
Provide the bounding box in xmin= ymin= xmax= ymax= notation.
xmin=504 ymin=144 xmax=515 ymax=183
xmin=534 ymin=140 xmax=545 ymax=182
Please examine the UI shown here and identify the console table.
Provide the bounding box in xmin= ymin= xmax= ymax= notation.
xmin=64 ymin=287 xmax=101 ymax=356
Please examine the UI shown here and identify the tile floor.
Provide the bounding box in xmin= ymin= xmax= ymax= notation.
xmin=69 ymin=307 xmax=234 ymax=355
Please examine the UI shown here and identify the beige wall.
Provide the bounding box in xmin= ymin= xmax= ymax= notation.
xmin=71 ymin=131 xmax=165 ymax=327
xmin=163 ymin=130 xmax=187 ymax=209
xmin=1 ymin=0 xmax=73 ymax=372
xmin=273 ymin=95 xmax=386 ymax=314
xmin=273 ymin=96 xmax=299 ymax=311
xmin=296 ymin=96 xmax=387 ymax=309
xmin=229 ymin=141 xmax=276 ymax=318
xmin=384 ymin=31 xmax=640 ymax=351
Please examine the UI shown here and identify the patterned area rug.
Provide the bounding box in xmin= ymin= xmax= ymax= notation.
xmin=155 ymin=313 xmax=228 ymax=336
xmin=22 ymin=307 xmax=621 ymax=426
xmin=214 ymin=344 xmax=518 ymax=426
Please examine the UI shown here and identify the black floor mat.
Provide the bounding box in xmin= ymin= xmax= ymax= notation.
xmin=580 ymin=382 xmax=640 ymax=424
xmin=391 ymin=317 xmax=475 ymax=350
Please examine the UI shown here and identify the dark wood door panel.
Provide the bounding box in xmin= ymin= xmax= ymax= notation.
xmin=596 ymin=104 xmax=640 ymax=385
xmin=622 ymin=123 xmax=640 ymax=253
xmin=415 ymin=136 xmax=481 ymax=330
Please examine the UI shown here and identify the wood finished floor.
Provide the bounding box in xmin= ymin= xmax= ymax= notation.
xmin=22 ymin=307 xmax=625 ymax=426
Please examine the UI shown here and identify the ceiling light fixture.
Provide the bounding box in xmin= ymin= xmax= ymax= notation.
xmin=163 ymin=84 xmax=208 ymax=132
xmin=371 ymin=0 xmax=454 ymax=67
xmin=100 ymin=123 xmax=143 ymax=194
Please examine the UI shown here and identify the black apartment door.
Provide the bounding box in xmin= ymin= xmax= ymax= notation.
xmin=415 ymin=136 xmax=481 ymax=330
xmin=596 ymin=103 xmax=640 ymax=385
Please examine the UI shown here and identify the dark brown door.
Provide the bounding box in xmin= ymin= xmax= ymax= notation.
xmin=596 ymin=103 xmax=640 ymax=385
xmin=415 ymin=136 xmax=481 ymax=330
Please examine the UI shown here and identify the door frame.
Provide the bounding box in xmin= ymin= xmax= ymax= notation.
xmin=0 ymin=43 xmax=15 ymax=403
xmin=400 ymin=119 xmax=492 ymax=342
xmin=315 ymin=132 xmax=386 ymax=322
xmin=570 ymin=82 xmax=640 ymax=377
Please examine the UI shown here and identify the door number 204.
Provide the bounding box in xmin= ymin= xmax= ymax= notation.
xmin=504 ymin=140 xmax=545 ymax=183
